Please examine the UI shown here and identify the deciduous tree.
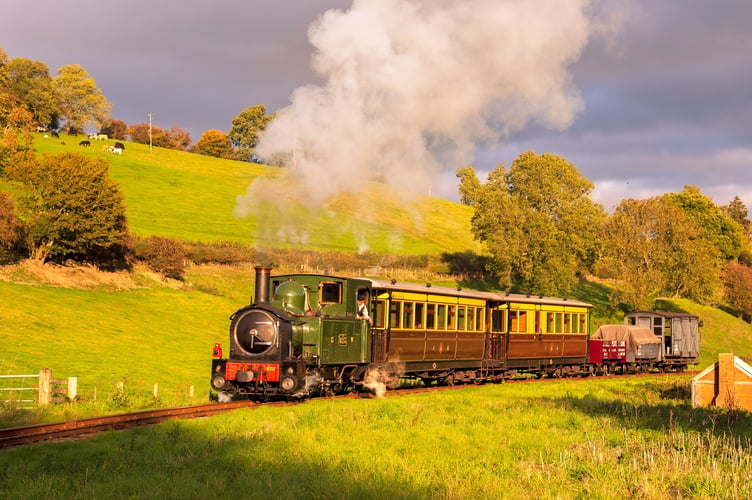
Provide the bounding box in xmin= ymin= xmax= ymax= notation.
xmin=722 ymin=262 xmax=752 ymax=322
xmin=100 ymin=119 xmax=128 ymax=140
xmin=664 ymin=186 xmax=746 ymax=261
xmin=470 ymin=151 xmax=606 ymax=295
xmin=0 ymin=190 xmax=23 ymax=263
xmin=53 ymin=64 xmax=111 ymax=133
xmin=456 ymin=166 xmax=482 ymax=206
xmin=6 ymin=58 xmax=60 ymax=129
xmin=599 ymin=197 xmax=722 ymax=310
xmin=4 ymin=151 xmax=127 ymax=263
xmin=193 ymin=129 xmax=236 ymax=160
xmin=229 ymin=105 xmax=274 ymax=161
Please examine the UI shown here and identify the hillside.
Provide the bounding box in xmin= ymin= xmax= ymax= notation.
xmin=30 ymin=135 xmax=480 ymax=255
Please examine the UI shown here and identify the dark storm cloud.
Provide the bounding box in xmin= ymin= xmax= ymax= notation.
xmin=2 ymin=0 xmax=751 ymax=211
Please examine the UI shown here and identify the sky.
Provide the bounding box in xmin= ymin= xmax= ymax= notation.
xmin=2 ymin=0 xmax=751 ymax=213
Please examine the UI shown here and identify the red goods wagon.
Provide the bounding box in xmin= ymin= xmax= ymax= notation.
xmin=588 ymin=339 xmax=626 ymax=364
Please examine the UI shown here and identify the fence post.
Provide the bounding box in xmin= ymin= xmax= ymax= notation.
xmin=39 ymin=368 xmax=52 ymax=406
xmin=68 ymin=377 xmax=78 ymax=400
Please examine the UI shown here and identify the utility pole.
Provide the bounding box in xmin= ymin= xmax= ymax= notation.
xmin=148 ymin=112 xmax=153 ymax=152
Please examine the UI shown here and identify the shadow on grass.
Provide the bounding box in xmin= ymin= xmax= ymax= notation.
xmin=540 ymin=379 xmax=752 ymax=439
xmin=0 ymin=416 xmax=440 ymax=499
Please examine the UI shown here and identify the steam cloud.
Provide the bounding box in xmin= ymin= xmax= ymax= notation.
xmin=240 ymin=0 xmax=620 ymax=245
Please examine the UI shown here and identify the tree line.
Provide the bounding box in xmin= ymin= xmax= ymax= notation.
xmin=457 ymin=151 xmax=752 ymax=319
xmin=0 ymin=48 xmax=275 ymax=162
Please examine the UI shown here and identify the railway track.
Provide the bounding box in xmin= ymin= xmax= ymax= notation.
xmin=0 ymin=400 xmax=295 ymax=450
xmin=0 ymin=371 xmax=689 ymax=450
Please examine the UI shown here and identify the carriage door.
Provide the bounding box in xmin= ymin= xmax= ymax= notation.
xmin=371 ymin=294 xmax=389 ymax=362
xmin=487 ymin=306 xmax=507 ymax=361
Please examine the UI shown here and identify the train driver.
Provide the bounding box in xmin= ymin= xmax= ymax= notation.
xmin=357 ymin=290 xmax=372 ymax=325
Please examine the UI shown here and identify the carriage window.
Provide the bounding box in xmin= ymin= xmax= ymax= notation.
xmin=415 ymin=303 xmax=425 ymax=329
xmin=476 ymin=308 xmax=485 ymax=331
xmin=374 ymin=300 xmax=386 ymax=328
xmin=320 ymin=282 xmax=342 ymax=304
xmin=535 ymin=311 xmax=541 ymax=334
xmin=467 ymin=308 xmax=475 ymax=331
xmin=447 ymin=305 xmax=456 ymax=330
xmin=403 ymin=302 xmax=414 ymax=329
xmin=510 ymin=310 xmax=528 ymax=333
xmin=579 ymin=314 xmax=586 ymax=333
xmin=457 ymin=307 xmax=466 ymax=330
xmin=546 ymin=312 xmax=554 ymax=333
xmin=426 ymin=304 xmax=436 ymax=329
xmin=390 ymin=301 xmax=402 ymax=329
xmin=437 ymin=305 xmax=446 ymax=329
xmin=554 ymin=313 xmax=563 ymax=333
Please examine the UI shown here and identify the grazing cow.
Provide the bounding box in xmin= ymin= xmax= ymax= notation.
xmin=36 ymin=126 xmax=47 ymax=133
xmin=96 ymin=134 xmax=108 ymax=141
xmin=113 ymin=142 xmax=125 ymax=151
xmin=79 ymin=140 xmax=91 ymax=147
xmin=88 ymin=133 xmax=97 ymax=140
xmin=110 ymin=147 xmax=122 ymax=155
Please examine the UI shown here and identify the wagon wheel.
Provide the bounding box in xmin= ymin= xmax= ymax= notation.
xmin=440 ymin=373 xmax=455 ymax=386
xmin=601 ymin=364 xmax=610 ymax=377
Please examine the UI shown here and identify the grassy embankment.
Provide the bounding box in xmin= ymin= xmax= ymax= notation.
xmin=29 ymin=135 xmax=480 ymax=254
xmin=1 ymin=377 xmax=750 ymax=498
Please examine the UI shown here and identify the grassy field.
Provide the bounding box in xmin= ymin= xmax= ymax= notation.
xmin=2 ymin=134 xmax=752 ymax=497
xmin=1 ymin=377 xmax=750 ymax=499
xmin=26 ymin=135 xmax=479 ymax=255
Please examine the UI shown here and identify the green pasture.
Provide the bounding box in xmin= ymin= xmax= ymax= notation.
xmin=30 ymin=135 xmax=479 ymax=255
xmin=0 ymin=268 xmax=244 ymax=422
xmin=1 ymin=378 xmax=750 ymax=499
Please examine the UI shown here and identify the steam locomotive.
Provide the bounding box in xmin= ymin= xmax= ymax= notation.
xmin=210 ymin=267 xmax=700 ymax=399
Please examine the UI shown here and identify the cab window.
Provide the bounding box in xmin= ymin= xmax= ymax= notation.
xmin=320 ymin=282 xmax=342 ymax=304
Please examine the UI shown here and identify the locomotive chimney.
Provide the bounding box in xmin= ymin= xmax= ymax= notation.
xmin=254 ymin=266 xmax=272 ymax=304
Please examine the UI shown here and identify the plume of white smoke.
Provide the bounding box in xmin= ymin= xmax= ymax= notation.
xmin=241 ymin=0 xmax=620 ymax=245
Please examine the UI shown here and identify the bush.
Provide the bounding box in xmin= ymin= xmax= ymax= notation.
xmin=134 ymin=236 xmax=186 ymax=280
xmin=182 ymin=240 xmax=256 ymax=265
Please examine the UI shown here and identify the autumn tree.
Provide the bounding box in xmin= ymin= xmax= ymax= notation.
xmin=100 ymin=119 xmax=128 ymax=140
xmin=470 ymin=151 xmax=606 ymax=296
xmin=163 ymin=126 xmax=191 ymax=151
xmin=6 ymin=58 xmax=60 ymax=129
xmin=193 ymin=129 xmax=236 ymax=160
xmin=599 ymin=197 xmax=722 ymax=310
xmin=4 ymin=151 xmax=128 ymax=263
xmin=53 ymin=64 xmax=111 ymax=133
xmin=722 ymin=262 xmax=752 ymax=321
xmin=0 ymin=190 xmax=23 ymax=263
xmin=229 ymin=105 xmax=274 ymax=161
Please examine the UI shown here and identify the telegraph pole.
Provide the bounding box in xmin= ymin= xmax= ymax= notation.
xmin=148 ymin=112 xmax=153 ymax=152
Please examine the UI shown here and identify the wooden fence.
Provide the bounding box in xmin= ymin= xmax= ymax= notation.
xmin=0 ymin=368 xmax=77 ymax=408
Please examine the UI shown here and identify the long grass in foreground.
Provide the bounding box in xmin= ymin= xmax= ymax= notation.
xmin=1 ymin=377 xmax=750 ymax=499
